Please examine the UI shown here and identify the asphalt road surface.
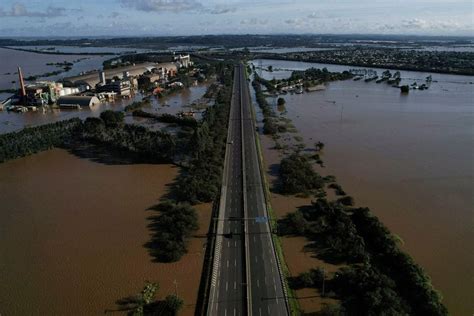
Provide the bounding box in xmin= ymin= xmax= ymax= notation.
xmin=207 ymin=64 xmax=288 ymax=316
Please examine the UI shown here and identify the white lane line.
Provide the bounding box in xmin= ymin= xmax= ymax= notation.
xmin=234 ymin=308 xmax=236 ymax=316
xmin=227 ymin=260 xmax=229 ymax=268
xmin=257 ymin=279 xmax=260 ymax=288
xmin=234 ymin=259 xmax=237 ymax=267
xmin=267 ymin=305 xmax=270 ymax=315
xmin=226 ymin=281 xmax=228 ymax=291
xmin=225 ymin=308 xmax=227 ymax=316
xmin=255 ymin=256 xmax=258 ymax=263
xmin=259 ymin=308 xmax=262 ymax=316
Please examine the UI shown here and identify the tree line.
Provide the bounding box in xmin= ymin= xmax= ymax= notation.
xmin=279 ymin=190 xmax=447 ymax=315
xmin=0 ymin=118 xmax=82 ymax=163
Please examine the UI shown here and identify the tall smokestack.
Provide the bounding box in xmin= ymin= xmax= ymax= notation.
xmin=99 ymin=70 xmax=106 ymax=85
xmin=18 ymin=67 xmax=26 ymax=106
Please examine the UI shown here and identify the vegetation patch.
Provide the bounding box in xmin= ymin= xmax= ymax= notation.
xmin=279 ymin=153 xmax=324 ymax=194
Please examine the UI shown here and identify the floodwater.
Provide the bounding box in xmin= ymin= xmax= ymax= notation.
xmin=0 ymin=148 xmax=210 ymax=315
xmin=0 ymin=83 xmax=209 ymax=134
xmin=9 ymin=45 xmax=151 ymax=54
xmin=0 ymin=47 xmax=111 ymax=90
xmin=251 ymin=59 xmax=474 ymax=315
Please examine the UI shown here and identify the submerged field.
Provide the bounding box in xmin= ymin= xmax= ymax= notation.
xmin=251 ymin=60 xmax=473 ymax=314
xmin=0 ymin=149 xmax=210 ymax=315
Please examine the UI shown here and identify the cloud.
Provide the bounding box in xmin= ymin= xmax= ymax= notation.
xmin=209 ymin=6 xmax=237 ymax=15
xmin=307 ymin=12 xmax=321 ymax=19
xmin=285 ymin=18 xmax=303 ymax=25
xmin=240 ymin=18 xmax=268 ymax=25
xmin=120 ymin=0 xmax=202 ymax=13
xmin=0 ymin=3 xmax=66 ymax=17
xmin=109 ymin=12 xmax=121 ymax=18
xmin=401 ymin=18 xmax=428 ymax=29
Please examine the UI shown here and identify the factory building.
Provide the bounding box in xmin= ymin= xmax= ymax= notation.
xmin=57 ymin=96 xmax=100 ymax=109
xmin=96 ymin=79 xmax=131 ymax=97
xmin=174 ymin=54 xmax=192 ymax=68
xmin=64 ymin=62 xmax=180 ymax=88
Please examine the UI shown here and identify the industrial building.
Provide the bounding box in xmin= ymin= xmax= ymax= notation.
xmin=96 ymin=79 xmax=131 ymax=97
xmin=57 ymin=96 xmax=100 ymax=109
xmin=174 ymin=54 xmax=192 ymax=68
xmin=64 ymin=62 xmax=178 ymax=88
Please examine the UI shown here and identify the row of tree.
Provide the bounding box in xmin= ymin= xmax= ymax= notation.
xmin=115 ymin=281 xmax=184 ymax=316
xmin=144 ymin=62 xmax=234 ymax=263
xmin=279 ymin=153 xmax=325 ymax=194
xmin=132 ymin=110 xmax=198 ymax=128
xmin=0 ymin=118 xmax=82 ymax=163
xmin=279 ymin=197 xmax=448 ymax=315
xmin=252 ymin=74 xmax=279 ymax=135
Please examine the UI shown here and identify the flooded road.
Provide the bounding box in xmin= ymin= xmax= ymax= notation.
xmin=251 ymin=59 xmax=474 ymax=315
xmin=0 ymin=149 xmax=209 ymax=315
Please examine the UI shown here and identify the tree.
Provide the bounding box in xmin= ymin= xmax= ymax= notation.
xmin=277 ymin=97 xmax=286 ymax=106
xmin=100 ymin=110 xmax=124 ymax=127
xmin=400 ymin=85 xmax=410 ymax=93
xmin=161 ymin=295 xmax=184 ymax=315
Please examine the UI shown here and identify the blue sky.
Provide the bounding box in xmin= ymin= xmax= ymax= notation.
xmin=0 ymin=0 xmax=472 ymax=37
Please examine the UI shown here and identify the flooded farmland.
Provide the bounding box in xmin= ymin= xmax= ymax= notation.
xmin=251 ymin=59 xmax=474 ymax=315
xmin=0 ymin=149 xmax=210 ymax=315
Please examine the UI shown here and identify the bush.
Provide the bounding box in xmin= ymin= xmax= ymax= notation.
xmin=100 ymin=110 xmax=124 ymax=127
xmin=279 ymin=153 xmax=324 ymax=194
xmin=337 ymin=196 xmax=355 ymax=206
xmin=145 ymin=200 xmax=199 ymax=262
xmin=328 ymin=183 xmax=346 ymax=196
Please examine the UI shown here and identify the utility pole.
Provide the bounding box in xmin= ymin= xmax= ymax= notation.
xmin=173 ymin=279 xmax=178 ymax=296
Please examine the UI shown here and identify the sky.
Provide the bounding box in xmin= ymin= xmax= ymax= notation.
xmin=0 ymin=0 xmax=472 ymax=37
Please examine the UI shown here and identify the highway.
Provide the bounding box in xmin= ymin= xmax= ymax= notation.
xmin=207 ymin=64 xmax=289 ymax=316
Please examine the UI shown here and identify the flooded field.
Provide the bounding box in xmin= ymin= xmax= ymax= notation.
xmin=251 ymin=59 xmax=474 ymax=315
xmin=0 ymin=47 xmax=110 ymax=90
xmin=0 ymin=149 xmax=210 ymax=315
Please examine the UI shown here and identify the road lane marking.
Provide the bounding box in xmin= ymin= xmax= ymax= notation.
xmin=226 ymin=281 xmax=228 ymax=291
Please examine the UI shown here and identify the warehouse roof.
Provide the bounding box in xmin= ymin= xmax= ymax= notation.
xmin=58 ymin=96 xmax=100 ymax=107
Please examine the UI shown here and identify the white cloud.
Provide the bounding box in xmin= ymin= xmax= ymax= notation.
xmin=209 ymin=6 xmax=237 ymax=14
xmin=0 ymin=3 xmax=66 ymax=17
xmin=120 ymin=0 xmax=202 ymax=13
xmin=240 ymin=18 xmax=268 ymax=25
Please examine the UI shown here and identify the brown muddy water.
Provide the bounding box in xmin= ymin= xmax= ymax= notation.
xmin=251 ymin=59 xmax=474 ymax=315
xmin=0 ymin=149 xmax=210 ymax=315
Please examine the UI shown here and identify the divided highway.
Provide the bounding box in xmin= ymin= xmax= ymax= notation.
xmin=207 ymin=64 xmax=289 ymax=316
